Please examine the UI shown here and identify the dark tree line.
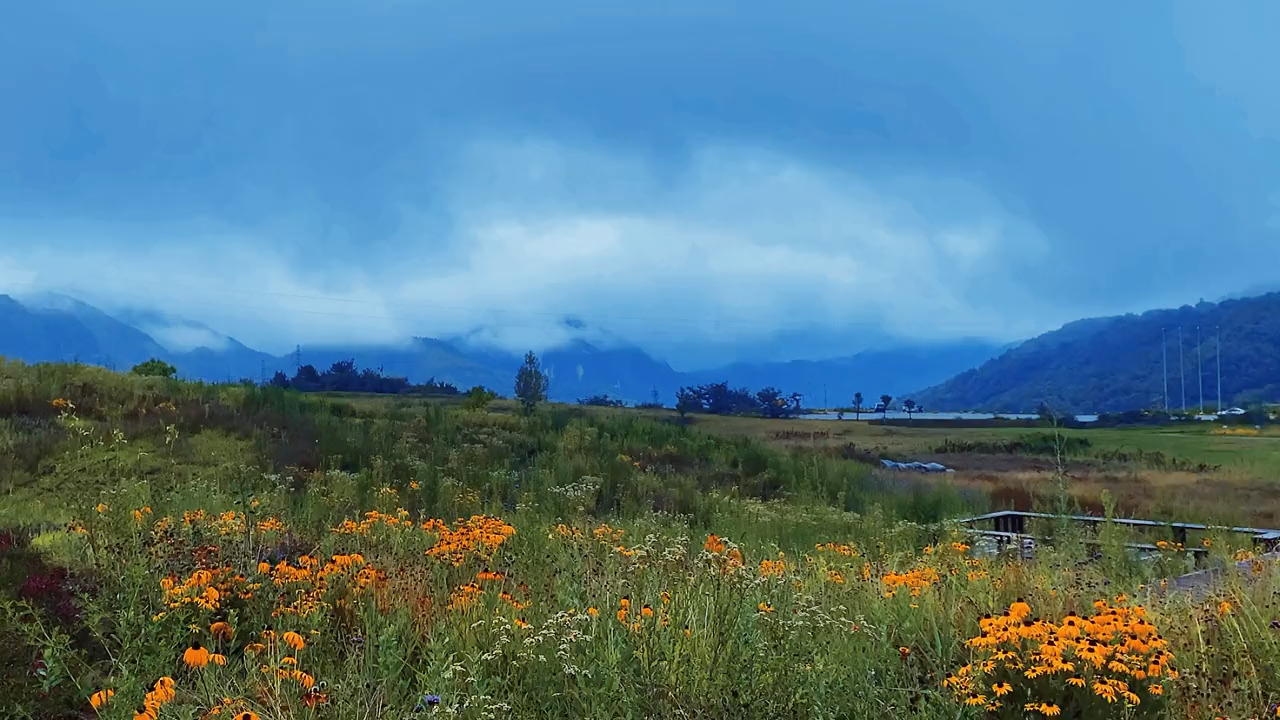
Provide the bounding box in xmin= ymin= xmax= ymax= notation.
xmin=268 ymin=359 xmax=460 ymax=396
xmin=578 ymin=394 xmax=626 ymax=407
xmin=674 ymin=382 xmax=804 ymax=418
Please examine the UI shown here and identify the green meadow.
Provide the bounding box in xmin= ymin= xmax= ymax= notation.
xmin=3 ymin=360 xmax=1280 ymax=719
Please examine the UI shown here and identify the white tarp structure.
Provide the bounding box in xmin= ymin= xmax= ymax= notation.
xmin=879 ymin=459 xmax=954 ymax=473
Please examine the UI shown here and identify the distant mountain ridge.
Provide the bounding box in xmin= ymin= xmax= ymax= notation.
xmin=915 ymin=293 xmax=1280 ymax=413
xmin=685 ymin=340 xmax=1012 ymax=410
xmin=0 ymin=294 xmax=1004 ymax=405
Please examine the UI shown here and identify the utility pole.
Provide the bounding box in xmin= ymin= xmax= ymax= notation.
xmin=1216 ymin=325 xmax=1222 ymax=413
xmin=293 ymin=345 xmax=302 ymax=372
xmin=1178 ymin=327 xmax=1186 ymax=413
xmin=1197 ymin=326 xmax=1203 ymax=414
xmin=260 ymin=360 xmax=266 ymax=385
xmin=1161 ymin=328 xmax=1168 ymax=412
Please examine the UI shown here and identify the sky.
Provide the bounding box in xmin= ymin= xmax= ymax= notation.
xmin=1 ymin=1 xmax=1278 ymax=368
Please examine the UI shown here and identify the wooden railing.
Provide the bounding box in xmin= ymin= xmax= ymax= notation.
xmin=957 ymin=510 xmax=1280 ymax=556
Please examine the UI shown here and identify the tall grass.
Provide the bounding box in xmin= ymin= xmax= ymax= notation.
xmin=1 ymin=360 xmax=1276 ymax=719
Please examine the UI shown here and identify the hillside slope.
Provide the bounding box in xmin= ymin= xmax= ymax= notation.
xmin=916 ymin=293 xmax=1280 ymax=413
xmin=0 ymin=295 xmax=108 ymax=364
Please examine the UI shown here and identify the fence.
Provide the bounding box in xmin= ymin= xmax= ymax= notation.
xmin=958 ymin=510 xmax=1280 ymax=558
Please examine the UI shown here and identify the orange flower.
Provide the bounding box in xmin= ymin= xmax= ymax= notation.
xmin=282 ymin=631 xmax=306 ymax=651
xmin=153 ymin=677 xmax=175 ymax=695
xmin=183 ymin=642 xmax=211 ymax=669
xmin=210 ymin=621 xmax=233 ymax=641
xmin=133 ymin=706 xmax=156 ymax=720
xmin=1009 ymin=598 xmax=1031 ymax=621
xmin=234 ymin=713 xmax=260 ymax=720
xmin=90 ymin=689 xmax=114 ymax=709
xmin=514 ymin=617 xmax=530 ymax=629
xmin=145 ymin=676 xmax=176 ymax=706
xmin=587 ymin=607 xmax=599 ymax=617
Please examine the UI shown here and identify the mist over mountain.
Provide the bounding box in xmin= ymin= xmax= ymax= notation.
xmin=11 ymin=289 xmax=1280 ymax=414
xmin=0 ymin=294 xmax=1003 ymax=406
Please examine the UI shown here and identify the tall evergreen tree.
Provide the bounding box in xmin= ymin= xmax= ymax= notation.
xmin=514 ymin=351 xmax=549 ymax=414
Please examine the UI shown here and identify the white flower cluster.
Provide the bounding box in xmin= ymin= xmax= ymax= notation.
xmin=546 ymin=476 xmax=602 ymax=503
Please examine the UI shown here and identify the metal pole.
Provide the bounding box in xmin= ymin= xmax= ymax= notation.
xmin=1162 ymin=328 xmax=1168 ymax=412
xmin=1197 ymin=326 xmax=1203 ymax=413
xmin=1179 ymin=327 xmax=1186 ymax=413
xmin=1217 ymin=325 xmax=1222 ymax=412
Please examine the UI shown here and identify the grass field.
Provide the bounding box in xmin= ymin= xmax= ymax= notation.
xmin=650 ymin=412 xmax=1280 ymax=527
xmin=4 ymin=362 xmax=1280 ymax=719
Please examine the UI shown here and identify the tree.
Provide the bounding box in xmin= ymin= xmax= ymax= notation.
xmin=675 ymin=386 xmax=702 ymax=419
xmin=269 ymin=370 xmax=290 ymax=388
xmin=578 ymin=394 xmax=625 ymax=407
xmin=852 ymin=392 xmax=864 ymax=420
xmin=756 ymin=387 xmax=790 ymax=418
xmin=880 ymin=394 xmax=893 ymax=421
xmin=903 ymin=398 xmax=917 ymax=422
xmin=462 ymin=385 xmax=498 ymax=411
xmin=514 ymin=351 xmax=549 ymax=414
xmin=292 ymin=364 xmax=322 ymax=391
xmin=130 ymin=358 xmax=176 ymax=378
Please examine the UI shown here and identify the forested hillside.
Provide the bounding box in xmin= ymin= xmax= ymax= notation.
xmin=916 ymin=293 xmax=1280 ymax=413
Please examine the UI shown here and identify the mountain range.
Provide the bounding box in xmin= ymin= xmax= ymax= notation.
xmin=915 ymin=293 xmax=1280 ymax=413
xmin=0 ymin=293 xmax=1003 ymax=406
xmin=12 ymin=291 xmax=1278 ymax=413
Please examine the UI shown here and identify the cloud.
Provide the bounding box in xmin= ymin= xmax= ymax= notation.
xmin=3 ymin=0 xmax=1280 ymax=367
xmin=141 ymin=325 xmax=231 ymax=353
xmin=0 ymin=139 xmax=1057 ymax=364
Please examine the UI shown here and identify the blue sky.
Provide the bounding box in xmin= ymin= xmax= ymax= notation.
xmin=1 ymin=1 xmax=1277 ymax=367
